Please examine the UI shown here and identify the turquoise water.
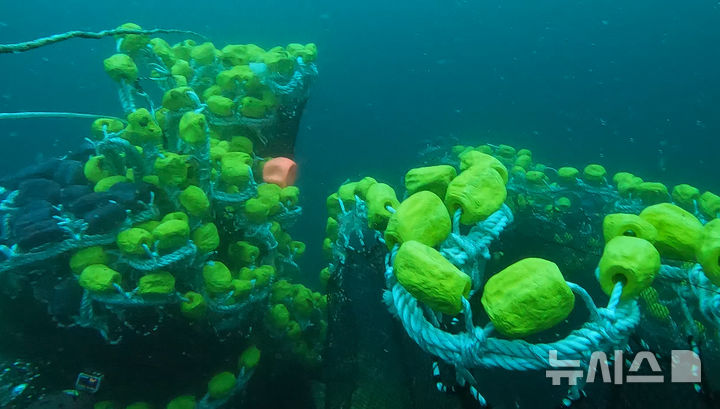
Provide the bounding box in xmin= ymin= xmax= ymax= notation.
xmin=2 ymin=1 xmax=719 ymax=275
xmin=0 ymin=1 xmax=719 ymax=408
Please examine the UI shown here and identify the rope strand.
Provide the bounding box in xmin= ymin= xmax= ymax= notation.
xmin=0 ymin=28 xmax=208 ymax=54
xmin=0 ymin=112 xmax=125 ymax=121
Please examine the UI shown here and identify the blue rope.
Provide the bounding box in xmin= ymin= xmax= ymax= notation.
xmin=607 ymin=281 xmax=624 ymax=312
xmin=384 ymin=206 xmax=640 ymax=407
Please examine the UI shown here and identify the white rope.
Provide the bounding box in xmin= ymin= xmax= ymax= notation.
xmin=384 ymin=204 xmax=639 ymax=407
xmin=119 ymin=242 xmax=198 ymax=271
xmin=567 ymin=281 xmax=600 ymax=320
xmin=196 ymin=368 xmax=254 ymax=409
xmin=687 ymin=264 xmax=720 ymax=324
xmin=388 ymin=277 xmax=639 ymax=371
xmin=607 ymin=281 xmax=624 ymax=312
xmin=0 ymin=112 xmax=125 ymax=121
xmin=658 ymin=264 xmax=692 ymax=281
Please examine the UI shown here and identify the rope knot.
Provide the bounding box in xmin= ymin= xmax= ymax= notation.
xmin=457 ymin=327 xmax=486 ymax=367
xmin=597 ymin=308 xmax=617 ymax=322
xmin=471 ymin=326 xmax=488 ymax=344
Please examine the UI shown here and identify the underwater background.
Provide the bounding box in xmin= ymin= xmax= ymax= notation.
xmin=0 ymin=3 xmax=719 ymax=408
xmin=1 ymin=0 xmax=719 ymax=278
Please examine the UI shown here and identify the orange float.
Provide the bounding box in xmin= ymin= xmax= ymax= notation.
xmin=262 ymin=157 xmax=297 ymax=187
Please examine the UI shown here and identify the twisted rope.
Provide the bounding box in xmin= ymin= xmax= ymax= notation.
xmin=267 ymin=59 xmax=318 ymax=97
xmin=90 ymin=290 xmax=184 ymax=307
xmin=206 ymin=284 xmax=270 ymax=314
xmin=243 ymin=222 xmax=278 ymax=251
xmin=658 ymin=264 xmax=692 ymax=281
xmin=687 ymin=264 xmax=720 ymax=324
xmin=0 ymin=112 xmax=125 ymax=121
xmin=0 ymin=28 xmax=208 ymax=54
xmin=120 ymin=242 xmax=197 ymax=271
xmin=441 ymin=205 xmax=513 ymax=295
xmin=388 ymin=275 xmax=639 ymax=372
xmin=0 ymin=233 xmax=116 ymax=273
xmin=383 ymin=204 xmax=639 ymax=407
xmin=196 ymin=368 xmax=254 ymax=409
xmin=118 ymin=80 xmax=137 ymax=114
xmin=212 ymin=186 xmax=257 ymax=204
xmin=273 ymin=205 xmax=302 ymax=226
xmin=76 ymin=290 xmax=120 ymax=344
xmin=96 ymin=136 xmax=146 ymax=178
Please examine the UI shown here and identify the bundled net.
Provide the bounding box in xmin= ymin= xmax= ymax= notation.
xmin=0 ymin=23 xmax=325 ymax=409
xmin=321 ymin=142 xmax=720 ymax=408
